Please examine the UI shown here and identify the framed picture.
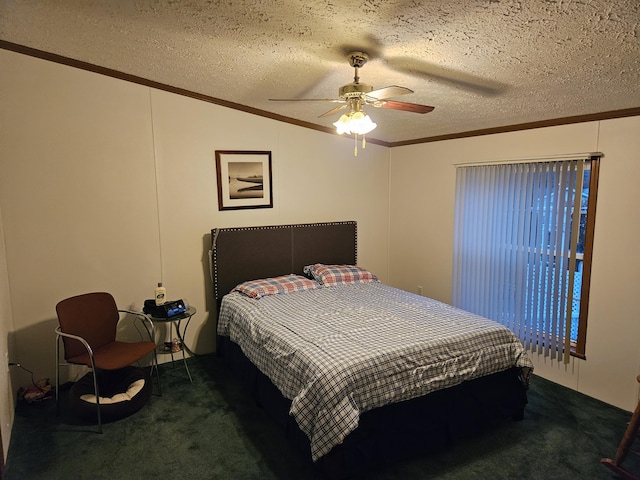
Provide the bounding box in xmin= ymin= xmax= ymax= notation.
xmin=215 ymin=150 xmax=273 ymax=211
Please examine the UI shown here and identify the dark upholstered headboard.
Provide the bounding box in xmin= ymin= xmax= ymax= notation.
xmin=210 ymin=221 xmax=357 ymax=301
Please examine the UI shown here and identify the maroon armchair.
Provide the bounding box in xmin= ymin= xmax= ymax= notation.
xmin=55 ymin=292 xmax=160 ymax=432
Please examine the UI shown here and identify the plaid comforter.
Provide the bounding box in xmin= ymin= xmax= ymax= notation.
xmin=218 ymin=282 xmax=533 ymax=461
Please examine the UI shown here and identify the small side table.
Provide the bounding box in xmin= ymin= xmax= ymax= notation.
xmin=148 ymin=306 xmax=196 ymax=382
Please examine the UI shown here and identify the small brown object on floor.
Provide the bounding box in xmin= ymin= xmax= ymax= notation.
xmin=601 ymin=375 xmax=640 ymax=480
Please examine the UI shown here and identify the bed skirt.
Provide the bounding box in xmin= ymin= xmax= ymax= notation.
xmin=218 ymin=335 xmax=528 ymax=479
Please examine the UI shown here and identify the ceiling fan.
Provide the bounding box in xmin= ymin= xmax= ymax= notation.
xmin=270 ymin=51 xmax=435 ymax=117
xmin=269 ymin=51 xmax=434 ymax=155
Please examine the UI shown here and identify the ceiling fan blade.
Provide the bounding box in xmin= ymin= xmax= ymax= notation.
xmin=376 ymin=100 xmax=434 ymax=114
xmin=385 ymin=57 xmax=507 ymax=96
xmin=268 ymin=98 xmax=344 ymax=103
xmin=366 ymin=85 xmax=413 ymax=100
xmin=318 ymin=104 xmax=348 ymax=118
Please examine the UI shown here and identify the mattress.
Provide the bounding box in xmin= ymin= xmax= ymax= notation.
xmin=218 ymin=281 xmax=533 ymax=461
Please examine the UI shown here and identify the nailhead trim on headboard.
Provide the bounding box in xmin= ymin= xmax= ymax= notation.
xmin=210 ymin=221 xmax=357 ymax=301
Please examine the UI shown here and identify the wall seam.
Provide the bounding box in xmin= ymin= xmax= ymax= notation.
xmin=149 ymin=89 xmax=163 ymax=282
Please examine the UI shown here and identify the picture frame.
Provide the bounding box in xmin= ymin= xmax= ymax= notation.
xmin=215 ymin=150 xmax=273 ymax=211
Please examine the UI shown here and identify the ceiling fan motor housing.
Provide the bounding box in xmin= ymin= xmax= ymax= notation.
xmin=339 ymin=82 xmax=374 ymax=98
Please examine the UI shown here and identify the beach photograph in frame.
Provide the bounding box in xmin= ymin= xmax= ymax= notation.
xmin=215 ymin=150 xmax=273 ymax=211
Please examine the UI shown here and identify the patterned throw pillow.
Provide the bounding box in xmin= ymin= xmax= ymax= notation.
xmin=303 ymin=264 xmax=378 ymax=286
xmin=232 ymin=274 xmax=321 ymax=299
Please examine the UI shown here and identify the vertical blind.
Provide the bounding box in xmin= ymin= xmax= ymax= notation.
xmin=452 ymin=157 xmax=590 ymax=363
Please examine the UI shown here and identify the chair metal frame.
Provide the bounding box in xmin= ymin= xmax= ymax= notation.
xmin=55 ymin=308 xmax=161 ymax=433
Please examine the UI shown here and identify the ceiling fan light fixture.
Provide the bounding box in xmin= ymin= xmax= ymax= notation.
xmin=333 ymin=107 xmax=377 ymax=157
xmin=332 ymin=110 xmax=377 ymax=135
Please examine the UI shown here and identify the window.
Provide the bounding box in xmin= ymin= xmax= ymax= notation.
xmin=452 ymin=154 xmax=600 ymax=363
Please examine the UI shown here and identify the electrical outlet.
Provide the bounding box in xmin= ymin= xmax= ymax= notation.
xmin=417 ymin=286 xmax=423 ymax=296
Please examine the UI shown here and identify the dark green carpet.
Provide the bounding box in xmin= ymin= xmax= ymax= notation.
xmin=5 ymin=355 xmax=638 ymax=479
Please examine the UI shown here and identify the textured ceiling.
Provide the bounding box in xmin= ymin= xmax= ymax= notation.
xmin=1 ymin=0 xmax=639 ymax=144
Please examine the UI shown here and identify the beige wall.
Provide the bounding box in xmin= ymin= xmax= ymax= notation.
xmin=0 ymin=49 xmax=390 ymax=450
xmin=389 ymin=118 xmax=640 ymax=411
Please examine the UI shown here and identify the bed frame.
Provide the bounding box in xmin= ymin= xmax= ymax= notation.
xmin=211 ymin=221 xmax=528 ymax=479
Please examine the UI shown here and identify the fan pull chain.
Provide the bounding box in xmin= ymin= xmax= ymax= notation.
xmin=352 ymin=134 xmax=368 ymax=157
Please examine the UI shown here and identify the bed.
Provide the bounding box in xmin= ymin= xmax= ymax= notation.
xmin=211 ymin=221 xmax=532 ymax=478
